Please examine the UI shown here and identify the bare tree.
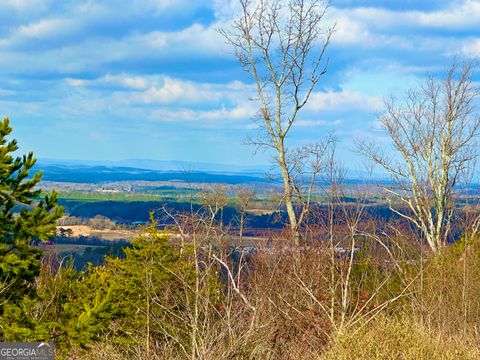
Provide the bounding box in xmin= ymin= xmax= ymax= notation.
xmin=235 ymin=187 xmax=256 ymax=240
xmin=200 ymin=185 xmax=229 ymax=233
xmin=358 ymin=62 xmax=480 ymax=254
xmin=221 ymin=0 xmax=334 ymax=245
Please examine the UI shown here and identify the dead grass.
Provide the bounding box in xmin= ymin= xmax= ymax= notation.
xmin=320 ymin=316 xmax=480 ymax=360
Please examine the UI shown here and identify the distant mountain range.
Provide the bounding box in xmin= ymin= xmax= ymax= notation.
xmin=39 ymin=158 xmax=268 ymax=175
xmin=36 ymin=158 xmax=391 ymax=184
xmin=35 ymin=163 xmax=269 ymax=184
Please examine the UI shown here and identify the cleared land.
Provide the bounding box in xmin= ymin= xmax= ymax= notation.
xmin=57 ymin=225 xmax=138 ymax=241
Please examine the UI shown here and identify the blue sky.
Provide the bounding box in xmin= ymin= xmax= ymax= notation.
xmin=0 ymin=0 xmax=479 ymax=166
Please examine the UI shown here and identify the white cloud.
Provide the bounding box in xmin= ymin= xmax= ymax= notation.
xmin=149 ymin=103 xmax=256 ymax=122
xmin=66 ymin=78 xmax=85 ymax=87
xmin=137 ymin=78 xmax=211 ymax=104
xmin=330 ymin=13 xmax=409 ymax=49
xmin=327 ymin=1 xmax=480 ymax=50
xmin=66 ymin=75 xmax=149 ymax=90
xmin=129 ymin=77 xmax=255 ymax=105
xmin=331 ymin=15 xmax=369 ymax=46
xmin=339 ymin=1 xmax=480 ymax=31
xmin=306 ymin=89 xmax=382 ymax=112
xmin=3 ymin=0 xmax=50 ymax=12
xmin=0 ymin=21 xmax=226 ymax=73
xmin=63 ymin=73 xmax=258 ymax=123
xmin=212 ymin=0 xmax=252 ymax=21
xmin=295 ymin=119 xmax=342 ymax=127
xmin=410 ymin=0 xmax=480 ymax=29
xmin=462 ymin=38 xmax=480 ymax=58
xmin=106 ymin=75 xmax=149 ymax=90
xmin=136 ymin=23 xmax=227 ymax=56
xmin=140 ymin=31 xmax=168 ymax=49
xmin=98 ymin=75 xmax=149 ymax=90
xmin=17 ymin=18 xmax=72 ymax=38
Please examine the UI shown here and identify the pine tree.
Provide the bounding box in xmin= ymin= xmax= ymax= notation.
xmin=0 ymin=117 xmax=63 ymax=320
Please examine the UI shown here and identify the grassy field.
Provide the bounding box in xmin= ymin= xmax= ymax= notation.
xmin=55 ymin=190 xmax=282 ymax=212
xmin=57 ymin=190 xmax=199 ymax=202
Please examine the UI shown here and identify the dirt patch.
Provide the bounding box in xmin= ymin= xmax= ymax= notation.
xmin=57 ymin=225 xmax=138 ymax=241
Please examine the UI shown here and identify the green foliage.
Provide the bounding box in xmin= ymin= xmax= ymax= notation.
xmin=31 ymin=215 xmax=221 ymax=358
xmin=60 ymin=271 xmax=114 ymax=351
xmin=0 ymin=244 xmax=42 ymax=306
xmin=102 ymin=216 xmax=199 ymax=347
xmin=0 ymin=117 xmax=63 ymax=340
xmin=0 ymin=296 xmax=53 ymax=341
xmin=0 ymin=118 xmax=62 ymax=245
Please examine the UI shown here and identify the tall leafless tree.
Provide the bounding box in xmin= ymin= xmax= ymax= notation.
xmin=200 ymin=185 xmax=229 ymax=233
xmin=221 ymin=0 xmax=334 ymax=245
xmin=358 ymin=62 xmax=480 ymax=254
xmin=235 ymin=187 xmax=256 ymax=240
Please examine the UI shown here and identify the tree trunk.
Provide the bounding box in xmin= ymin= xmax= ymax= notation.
xmin=278 ymin=144 xmax=299 ymax=246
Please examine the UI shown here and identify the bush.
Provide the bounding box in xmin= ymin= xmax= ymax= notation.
xmin=88 ymin=215 xmax=116 ymax=230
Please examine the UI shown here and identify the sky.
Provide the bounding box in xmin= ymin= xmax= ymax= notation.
xmin=0 ymin=0 xmax=479 ymax=167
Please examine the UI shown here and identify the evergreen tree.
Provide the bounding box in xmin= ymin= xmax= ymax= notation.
xmin=43 ymin=216 xmax=205 ymax=356
xmin=0 ymin=117 xmax=63 ymax=326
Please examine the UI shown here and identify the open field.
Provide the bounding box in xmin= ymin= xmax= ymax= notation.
xmin=56 ymin=189 xmax=199 ymax=202
xmin=57 ymin=225 xmax=138 ymax=241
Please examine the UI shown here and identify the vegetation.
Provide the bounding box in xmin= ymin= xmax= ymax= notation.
xmin=358 ymin=62 xmax=480 ymax=254
xmin=0 ymin=117 xmax=63 ymax=339
xmin=56 ymin=189 xmax=199 ymax=203
xmin=0 ymin=2 xmax=479 ymax=359
xmin=321 ymin=316 xmax=479 ymax=360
